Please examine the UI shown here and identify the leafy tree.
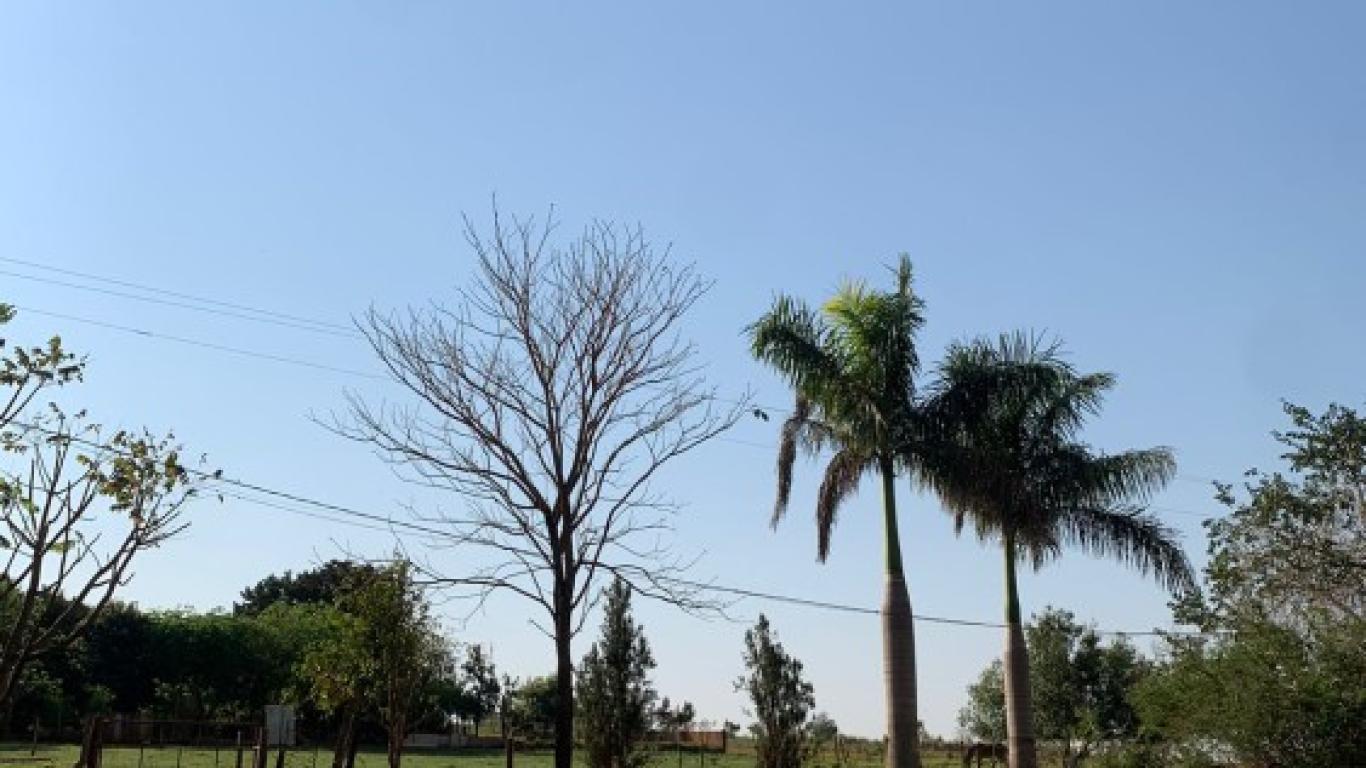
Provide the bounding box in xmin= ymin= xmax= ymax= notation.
xmin=0 ymin=305 xmax=201 ymax=729
xmin=513 ymin=675 xmax=560 ymax=740
xmin=341 ymin=561 xmax=447 ymax=768
xmin=236 ymin=560 xmax=379 ymax=616
xmin=922 ymin=334 xmax=1194 ymax=768
xmin=299 ymin=606 xmax=372 ymax=768
xmin=142 ymin=610 xmax=290 ymax=719
xmin=1136 ymin=402 xmax=1366 ymax=767
xmin=577 ymin=579 xmax=657 ymax=768
xmin=957 ymin=610 xmax=1149 ymax=766
xmin=807 ymin=713 xmax=839 ymax=757
xmin=82 ymin=604 xmax=155 ymax=713
xmin=957 ymin=661 xmax=1006 ymax=744
xmin=737 ymin=615 xmax=816 ymax=768
xmin=748 ymin=257 xmax=931 ymax=768
xmin=459 ymin=644 xmax=501 ymax=735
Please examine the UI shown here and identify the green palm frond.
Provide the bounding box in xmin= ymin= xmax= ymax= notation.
xmin=748 ymin=295 xmax=846 ymax=405
xmin=1069 ymin=446 xmax=1176 ymax=506
xmin=1027 ymin=371 xmax=1114 ymax=440
xmin=1060 ymin=505 xmax=1196 ymax=594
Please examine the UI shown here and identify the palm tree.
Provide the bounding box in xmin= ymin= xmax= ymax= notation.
xmin=920 ymin=333 xmax=1195 ymax=768
xmin=747 ymin=256 xmax=926 ymax=768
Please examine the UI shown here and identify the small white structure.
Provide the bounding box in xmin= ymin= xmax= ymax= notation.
xmin=264 ymin=705 xmax=297 ymax=747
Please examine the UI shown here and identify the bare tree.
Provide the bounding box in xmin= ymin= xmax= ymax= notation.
xmin=334 ymin=209 xmax=741 ymax=768
xmin=0 ymin=305 xmax=199 ymax=728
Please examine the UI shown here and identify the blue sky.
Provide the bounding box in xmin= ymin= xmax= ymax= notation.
xmin=2 ymin=1 xmax=1363 ymax=738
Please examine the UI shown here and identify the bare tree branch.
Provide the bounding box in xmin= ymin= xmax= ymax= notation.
xmin=327 ymin=207 xmax=742 ymax=768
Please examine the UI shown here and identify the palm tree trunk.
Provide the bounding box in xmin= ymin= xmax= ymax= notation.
xmin=879 ymin=458 xmax=920 ymax=768
xmin=1002 ymin=532 xmax=1037 ymax=768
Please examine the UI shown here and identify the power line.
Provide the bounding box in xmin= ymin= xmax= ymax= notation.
xmin=10 ymin=303 xmax=1218 ymax=518
xmin=14 ymin=418 xmax=1213 ymax=639
xmin=11 ymin=305 xmax=385 ymax=380
xmin=0 ymin=268 xmax=360 ymax=339
xmin=10 ymin=267 xmax=1234 ymax=496
xmin=0 ymin=256 xmax=356 ymax=334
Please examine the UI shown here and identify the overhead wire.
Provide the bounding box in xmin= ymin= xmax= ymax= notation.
xmin=9 ymin=305 xmax=385 ymax=380
xmin=0 ymin=255 xmax=356 ymax=334
xmin=11 ymin=418 xmax=1216 ymax=639
xmin=5 ymin=263 xmax=1227 ymax=633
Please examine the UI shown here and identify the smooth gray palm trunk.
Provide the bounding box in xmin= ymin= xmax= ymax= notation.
xmin=880 ymin=461 xmax=920 ymax=768
xmin=1002 ymin=534 xmax=1037 ymax=768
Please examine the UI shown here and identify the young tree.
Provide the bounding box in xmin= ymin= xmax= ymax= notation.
xmin=577 ymin=579 xmax=657 ymax=768
xmin=737 ymin=615 xmax=816 ymax=768
xmin=460 ymin=644 xmax=501 ymax=735
xmin=334 ymin=209 xmax=741 ymax=768
xmin=922 ymin=334 xmax=1193 ymax=768
xmin=299 ymin=607 xmax=371 ymax=768
xmin=344 ymin=561 xmax=447 ymax=768
xmin=957 ymin=661 xmax=1006 ymax=745
xmin=0 ymin=306 xmax=199 ymax=728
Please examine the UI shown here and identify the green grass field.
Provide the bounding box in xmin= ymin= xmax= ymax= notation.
xmin=0 ymin=744 xmax=968 ymax=768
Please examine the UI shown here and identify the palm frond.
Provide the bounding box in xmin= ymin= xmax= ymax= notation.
xmin=1060 ymin=505 xmax=1196 ymax=594
xmin=816 ymin=447 xmax=871 ymax=562
xmin=1042 ymin=444 xmax=1176 ymax=508
xmin=1029 ymin=371 xmax=1115 ymax=440
xmin=747 ymin=296 xmax=846 ymax=403
xmin=774 ymin=396 xmax=838 ymax=527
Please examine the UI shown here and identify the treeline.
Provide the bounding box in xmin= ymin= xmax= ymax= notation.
xmin=8 ymin=560 xmax=513 ymax=748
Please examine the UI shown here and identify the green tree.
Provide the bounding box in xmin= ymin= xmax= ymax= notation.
xmin=299 ymin=607 xmax=371 ymax=768
xmin=748 ymin=257 xmax=928 ymax=768
xmin=577 ymin=579 xmax=657 ymax=768
xmin=143 ymin=610 xmax=289 ymax=719
xmin=342 ymin=561 xmax=447 ymax=768
xmin=957 ymin=661 xmax=1005 ymax=744
xmin=923 ymin=334 xmax=1194 ymax=768
xmin=235 ymin=560 xmax=379 ymax=616
xmin=1135 ymin=402 xmax=1366 ymax=767
xmin=513 ymin=675 xmax=560 ymax=740
xmin=958 ymin=610 xmax=1149 ymax=765
xmin=737 ymin=615 xmax=816 ymax=768
xmin=459 ymin=644 xmax=501 ymax=735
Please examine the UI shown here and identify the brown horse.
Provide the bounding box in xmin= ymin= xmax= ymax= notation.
xmin=962 ymin=742 xmax=1008 ymax=767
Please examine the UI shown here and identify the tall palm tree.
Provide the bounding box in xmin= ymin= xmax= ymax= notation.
xmin=920 ymin=334 xmax=1196 ymax=768
xmin=748 ymin=256 xmax=926 ymax=768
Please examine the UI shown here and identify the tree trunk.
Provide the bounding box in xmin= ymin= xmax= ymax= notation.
xmin=0 ymin=662 xmax=22 ymax=737
xmin=1002 ymin=534 xmax=1037 ymax=768
xmin=331 ymin=704 xmax=357 ymax=768
xmin=553 ymin=581 xmax=574 ymax=768
xmin=879 ymin=459 xmax=920 ymax=768
xmin=387 ymin=713 xmax=406 ymax=768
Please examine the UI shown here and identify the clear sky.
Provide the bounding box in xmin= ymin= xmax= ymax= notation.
xmin=2 ymin=1 xmax=1363 ymax=739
